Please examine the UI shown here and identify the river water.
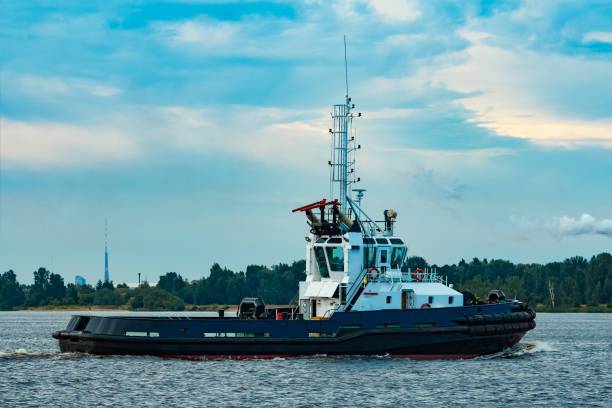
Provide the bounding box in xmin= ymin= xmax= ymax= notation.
xmin=0 ymin=312 xmax=610 ymax=407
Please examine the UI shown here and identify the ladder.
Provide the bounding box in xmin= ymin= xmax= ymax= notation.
xmin=343 ymin=267 xmax=369 ymax=312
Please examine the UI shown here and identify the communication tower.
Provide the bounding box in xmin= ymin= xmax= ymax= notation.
xmin=104 ymin=218 xmax=109 ymax=283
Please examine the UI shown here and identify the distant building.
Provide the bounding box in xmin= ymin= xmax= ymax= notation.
xmin=75 ymin=275 xmax=86 ymax=286
xmin=125 ymin=282 xmax=156 ymax=290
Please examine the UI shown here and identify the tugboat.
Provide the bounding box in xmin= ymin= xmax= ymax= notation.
xmin=53 ymin=67 xmax=535 ymax=360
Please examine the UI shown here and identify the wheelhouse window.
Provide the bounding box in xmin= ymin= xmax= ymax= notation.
xmin=376 ymin=238 xmax=389 ymax=244
xmin=390 ymin=238 xmax=404 ymax=245
xmin=386 ymin=296 xmax=392 ymax=304
xmin=325 ymin=246 xmax=344 ymax=272
xmin=363 ymin=247 xmax=377 ymax=268
xmin=391 ymin=247 xmax=406 ymax=268
xmin=314 ymin=247 xmax=329 ymax=278
xmin=428 ymin=296 xmax=434 ymax=304
xmin=380 ymin=250 xmax=388 ymax=264
xmin=448 ymin=296 xmax=454 ymax=304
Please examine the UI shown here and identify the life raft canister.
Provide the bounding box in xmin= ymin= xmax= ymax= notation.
xmin=367 ymin=267 xmax=380 ymax=281
xmin=420 ymin=303 xmax=431 ymax=309
xmin=412 ymin=268 xmax=425 ymax=281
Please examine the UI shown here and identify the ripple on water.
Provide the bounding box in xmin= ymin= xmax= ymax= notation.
xmin=0 ymin=312 xmax=610 ymax=408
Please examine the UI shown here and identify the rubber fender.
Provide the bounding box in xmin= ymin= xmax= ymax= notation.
xmin=509 ymin=312 xmax=522 ymax=322
xmin=472 ymin=315 xmax=485 ymax=324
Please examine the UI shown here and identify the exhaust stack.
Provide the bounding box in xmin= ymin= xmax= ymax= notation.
xmin=334 ymin=206 xmax=353 ymax=228
xmin=305 ymin=209 xmax=322 ymax=227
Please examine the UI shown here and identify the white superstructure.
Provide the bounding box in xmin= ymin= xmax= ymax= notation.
xmin=294 ymin=48 xmax=462 ymax=318
xmin=297 ymin=210 xmax=463 ymax=319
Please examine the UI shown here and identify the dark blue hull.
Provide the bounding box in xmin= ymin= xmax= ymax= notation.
xmin=53 ymin=302 xmax=535 ymax=358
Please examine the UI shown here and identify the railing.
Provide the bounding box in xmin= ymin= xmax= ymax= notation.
xmin=357 ymin=219 xmax=398 ymax=237
xmin=367 ymin=267 xmax=447 ymax=285
xmin=336 ymin=267 xmax=448 ymax=313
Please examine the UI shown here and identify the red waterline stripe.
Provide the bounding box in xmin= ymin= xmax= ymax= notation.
xmin=363 ymin=292 xmax=378 ymax=295
xmin=389 ymin=354 xmax=480 ymax=360
xmin=156 ymin=353 xmax=482 ymax=361
xmin=157 ymin=354 xmax=293 ymax=361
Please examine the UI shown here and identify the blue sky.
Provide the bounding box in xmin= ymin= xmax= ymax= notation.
xmin=1 ymin=0 xmax=612 ymax=284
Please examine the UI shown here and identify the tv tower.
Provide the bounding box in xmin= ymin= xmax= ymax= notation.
xmin=104 ymin=218 xmax=109 ymax=283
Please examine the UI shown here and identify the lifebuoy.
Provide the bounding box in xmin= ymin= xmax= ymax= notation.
xmin=420 ymin=303 xmax=431 ymax=309
xmin=412 ymin=268 xmax=425 ymax=281
xmin=367 ymin=267 xmax=380 ymax=281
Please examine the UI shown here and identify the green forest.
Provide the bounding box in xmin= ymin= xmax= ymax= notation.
xmin=1 ymin=253 xmax=611 ymax=312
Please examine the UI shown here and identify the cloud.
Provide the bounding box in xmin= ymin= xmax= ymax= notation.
xmin=142 ymin=105 xmax=331 ymax=169
xmin=410 ymin=166 xmax=468 ymax=201
xmin=430 ymin=30 xmax=612 ymax=148
xmin=1 ymin=119 xmax=137 ymax=168
xmin=12 ymin=73 xmax=122 ymax=98
xmin=510 ymin=213 xmax=612 ymax=239
xmin=156 ymin=17 xmax=237 ymax=48
xmin=583 ymin=31 xmax=612 ymax=43
xmin=555 ymin=214 xmax=612 ymax=237
xmin=367 ymin=0 xmax=421 ymax=22
xmin=152 ymin=14 xmax=327 ymax=59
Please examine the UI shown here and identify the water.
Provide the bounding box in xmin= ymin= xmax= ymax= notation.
xmin=0 ymin=312 xmax=610 ymax=407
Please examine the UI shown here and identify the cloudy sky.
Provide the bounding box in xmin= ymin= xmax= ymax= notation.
xmin=1 ymin=0 xmax=611 ymax=284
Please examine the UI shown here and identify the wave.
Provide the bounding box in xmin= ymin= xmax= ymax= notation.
xmin=0 ymin=342 xmax=556 ymax=361
xmin=483 ymin=341 xmax=557 ymax=359
xmin=0 ymin=349 xmax=87 ymax=360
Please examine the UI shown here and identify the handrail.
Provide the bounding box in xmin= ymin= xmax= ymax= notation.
xmin=341 ymin=266 xmax=369 ymax=311
xmin=345 ymin=269 xmax=366 ymax=303
xmin=340 ymin=267 xmax=449 ymax=312
xmin=365 ymin=267 xmax=441 ymax=283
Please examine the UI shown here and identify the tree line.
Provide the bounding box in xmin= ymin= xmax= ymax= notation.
xmin=407 ymin=252 xmax=611 ymax=310
xmin=0 ymin=254 xmax=610 ymax=311
xmin=0 ymin=261 xmax=306 ymax=311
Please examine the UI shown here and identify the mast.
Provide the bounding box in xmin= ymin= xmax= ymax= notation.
xmin=330 ymin=36 xmax=360 ymax=215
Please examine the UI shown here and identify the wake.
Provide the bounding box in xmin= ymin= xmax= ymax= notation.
xmin=483 ymin=341 xmax=557 ymax=359
xmin=0 ymin=349 xmax=84 ymax=360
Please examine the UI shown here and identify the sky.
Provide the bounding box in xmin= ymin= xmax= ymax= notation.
xmin=1 ymin=0 xmax=612 ymax=285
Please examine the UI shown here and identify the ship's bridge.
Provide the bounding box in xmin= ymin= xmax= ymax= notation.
xmin=299 ymin=226 xmax=431 ymax=319
xmin=298 ymin=223 xmax=462 ymax=319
